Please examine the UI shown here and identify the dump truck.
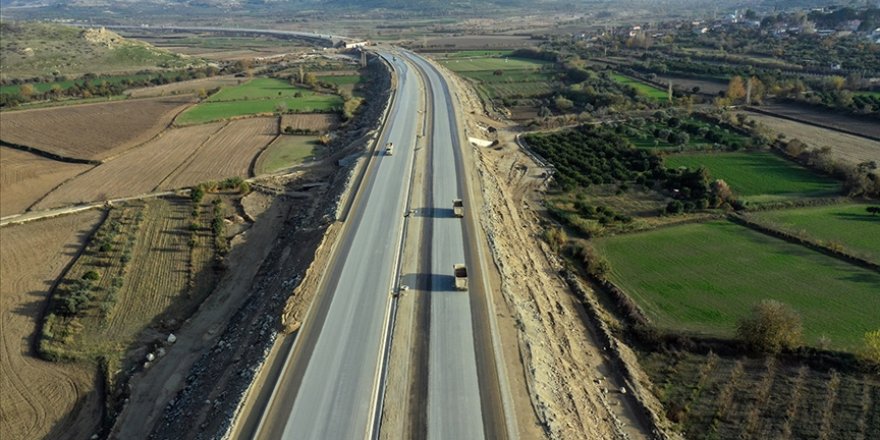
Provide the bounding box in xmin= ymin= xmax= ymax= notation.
xmin=453 ymin=264 xmax=468 ymax=291
xmin=385 ymin=142 xmax=394 ymax=156
xmin=452 ymin=199 xmax=464 ymax=218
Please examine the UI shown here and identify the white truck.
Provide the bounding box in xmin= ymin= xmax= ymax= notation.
xmin=385 ymin=142 xmax=394 ymax=156
xmin=453 ymin=264 xmax=468 ymax=291
xmin=452 ymin=199 xmax=464 ymax=218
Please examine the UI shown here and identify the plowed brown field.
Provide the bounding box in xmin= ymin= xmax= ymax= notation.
xmin=0 ymin=96 xmax=195 ymax=161
xmin=32 ymin=123 xmax=225 ymax=210
xmin=0 ymin=211 xmax=104 ymax=440
xmin=280 ymin=113 xmax=339 ymax=132
xmin=0 ymin=147 xmax=92 ymax=217
xmin=158 ymin=117 xmax=277 ymax=189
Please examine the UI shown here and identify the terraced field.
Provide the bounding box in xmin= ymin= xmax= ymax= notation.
xmin=256 ymin=135 xmax=321 ymax=174
xmin=664 ymin=152 xmax=841 ymax=202
xmin=595 ymin=220 xmax=880 ymax=351
xmin=748 ymin=204 xmax=880 ymax=263
xmin=159 ymin=117 xmax=277 ymax=188
xmin=0 ymin=147 xmax=92 ymax=217
xmin=0 ymin=96 xmax=195 ymax=161
xmin=33 ymin=122 xmax=225 ymax=210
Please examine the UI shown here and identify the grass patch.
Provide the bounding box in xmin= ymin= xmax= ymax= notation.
xmin=207 ymin=78 xmax=314 ymax=102
xmin=595 ymin=220 xmax=880 ymax=352
xmin=664 ymin=152 xmax=841 ymax=202
xmin=611 ymin=73 xmax=668 ymax=100
xmin=257 ymin=136 xmax=321 ymax=173
xmin=441 ymin=56 xmax=557 ymax=102
xmin=749 ymin=204 xmax=880 ymax=263
xmin=317 ymin=75 xmax=360 ymax=86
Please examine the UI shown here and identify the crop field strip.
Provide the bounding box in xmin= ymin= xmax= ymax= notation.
xmin=740 ymin=112 xmax=880 ymax=166
xmin=0 ymin=147 xmax=93 ymax=217
xmin=32 ymin=122 xmax=225 ymax=211
xmin=158 ymin=117 xmax=278 ymax=189
xmin=176 ymin=78 xmax=343 ymax=125
xmin=755 ymin=104 xmax=880 ymax=140
xmin=610 ymin=73 xmax=667 ymax=100
xmin=640 ymin=352 xmax=880 ymax=440
xmin=0 ymin=95 xmax=196 ymax=161
xmin=595 ymin=220 xmax=880 ymax=351
xmin=0 ymin=211 xmax=104 ymax=440
xmin=664 ymin=151 xmax=841 ymax=202
xmin=280 ymin=113 xmax=339 ymax=132
xmin=747 ymin=204 xmax=880 ymax=264
xmin=440 ymin=55 xmax=557 ymax=100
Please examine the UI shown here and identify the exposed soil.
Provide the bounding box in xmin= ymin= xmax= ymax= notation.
xmin=0 ymin=96 xmax=195 ymax=161
xmin=126 ymin=76 xmax=241 ymax=98
xmin=0 ymin=146 xmax=93 ymax=217
xmin=758 ymin=104 xmax=880 ymax=140
xmin=0 ymin=211 xmax=104 ymax=440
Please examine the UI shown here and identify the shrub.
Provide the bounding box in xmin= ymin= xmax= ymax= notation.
xmin=82 ymin=270 xmax=100 ymax=281
xmin=736 ymin=300 xmax=803 ymax=354
xmin=862 ymin=329 xmax=880 ymax=365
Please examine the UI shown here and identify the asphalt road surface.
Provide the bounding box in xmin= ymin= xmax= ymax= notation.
xmin=402 ymin=53 xmax=487 ymax=440
xmin=252 ymin=52 xmax=419 ymax=440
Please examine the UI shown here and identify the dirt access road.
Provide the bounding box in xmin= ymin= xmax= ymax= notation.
xmin=438 ymin=58 xmax=658 ymax=440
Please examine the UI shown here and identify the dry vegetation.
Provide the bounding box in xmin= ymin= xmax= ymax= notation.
xmin=0 ymin=147 xmax=92 ymax=217
xmin=0 ymin=96 xmax=195 ymax=161
xmin=280 ymin=113 xmax=339 ymax=132
xmin=125 ymin=76 xmax=240 ymax=98
xmin=32 ymin=123 xmax=225 ymax=210
xmin=758 ymin=104 xmax=880 ymax=140
xmin=0 ymin=211 xmax=104 ymax=440
xmin=158 ymin=117 xmax=278 ymax=189
xmin=743 ymin=112 xmax=880 ymax=166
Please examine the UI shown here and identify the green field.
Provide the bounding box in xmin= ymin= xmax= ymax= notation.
xmin=441 ymin=56 xmax=556 ymax=101
xmin=664 ymin=152 xmax=841 ymax=202
xmin=596 ymin=220 xmax=880 ymax=351
xmin=855 ymin=91 xmax=880 ymax=98
xmin=317 ymin=75 xmax=360 ymax=86
xmin=177 ymin=78 xmax=342 ymax=124
xmin=750 ymin=204 xmax=880 ymax=262
xmin=611 ymin=73 xmax=668 ymax=100
xmin=257 ymin=136 xmax=321 ymax=173
xmin=207 ymin=78 xmax=314 ymax=101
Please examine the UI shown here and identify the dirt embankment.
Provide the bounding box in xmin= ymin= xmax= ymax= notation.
xmin=443 ymin=61 xmax=663 ymax=439
xmin=0 ymin=211 xmax=104 ymax=440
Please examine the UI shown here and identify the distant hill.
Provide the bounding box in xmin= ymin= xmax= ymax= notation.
xmin=0 ymin=21 xmax=201 ymax=79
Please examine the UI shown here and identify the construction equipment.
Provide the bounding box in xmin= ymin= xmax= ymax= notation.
xmin=452 ymin=199 xmax=464 ymax=218
xmin=453 ymin=264 xmax=468 ymax=291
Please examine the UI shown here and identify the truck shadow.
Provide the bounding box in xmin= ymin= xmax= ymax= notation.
xmin=411 ymin=207 xmax=456 ymax=219
xmin=402 ymin=272 xmax=458 ymax=292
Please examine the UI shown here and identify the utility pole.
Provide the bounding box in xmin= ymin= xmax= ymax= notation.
xmin=360 ymin=50 xmax=367 ymax=68
xmin=668 ymin=81 xmax=673 ymax=103
xmin=746 ymin=77 xmax=753 ymax=105
xmin=299 ymin=65 xmax=304 ymax=84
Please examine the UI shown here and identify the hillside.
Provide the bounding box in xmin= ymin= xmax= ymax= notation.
xmin=0 ymin=21 xmax=200 ymax=78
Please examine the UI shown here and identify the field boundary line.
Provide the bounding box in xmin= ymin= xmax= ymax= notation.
xmin=247 ymin=116 xmax=281 ymax=178
xmin=744 ymin=106 xmax=880 ymax=142
xmin=99 ymin=96 xmax=199 ymax=163
xmin=729 ymin=213 xmax=880 ymax=272
xmin=0 ymin=140 xmax=101 ymax=165
xmin=23 ymin=163 xmax=98 ymax=214
xmin=151 ymin=121 xmax=229 ymax=192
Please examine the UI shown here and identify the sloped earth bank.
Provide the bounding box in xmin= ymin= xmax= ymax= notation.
xmin=110 ymin=55 xmax=392 ymax=439
xmin=441 ymin=61 xmax=670 ymax=439
xmin=0 ymin=211 xmax=104 ymax=440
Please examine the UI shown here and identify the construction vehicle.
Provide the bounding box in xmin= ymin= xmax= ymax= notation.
xmin=452 ymin=199 xmax=464 ymax=218
xmin=385 ymin=142 xmax=394 ymax=156
xmin=453 ymin=264 xmax=468 ymax=291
